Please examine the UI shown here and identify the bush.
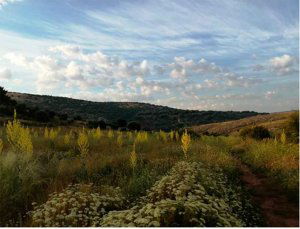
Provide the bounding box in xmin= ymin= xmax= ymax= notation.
xmin=87 ymin=120 xmax=106 ymax=129
xmin=240 ymin=126 xmax=270 ymax=140
xmin=117 ymin=119 xmax=127 ymax=128
xmin=127 ymin=121 xmax=141 ymax=131
xmin=286 ymin=111 xmax=299 ymax=143
xmin=101 ymin=162 xmax=260 ymax=227
xmin=35 ymin=111 xmax=50 ymax=123
xmin=30 ymin=184 xmax=125 ymax=227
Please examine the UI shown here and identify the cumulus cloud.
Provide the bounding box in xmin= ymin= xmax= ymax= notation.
xmin=223 ymin=73 xmax=262 ymax=88
xmin=4 ymin=44 xmax=269 ymax=109
xmin=0 ymin=68 xmax=12 ymax=79
xmin=0 ymin=0 xmax=20 ymax=8
xmin=169 ymin=57 xmax=222 ymax=80
xmin=269 ymin=54 xmax=298 ymax=76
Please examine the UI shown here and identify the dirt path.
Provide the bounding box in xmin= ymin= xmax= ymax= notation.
xmin=237 ymin=161 xmax=299 ymax=227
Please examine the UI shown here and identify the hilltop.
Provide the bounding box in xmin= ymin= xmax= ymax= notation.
xmin=190 ymin=111 xmax=294 ymax=136
xmin=7 ymin=92 xmax=263 ymax=130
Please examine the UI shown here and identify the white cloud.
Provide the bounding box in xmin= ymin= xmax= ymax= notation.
xmin=223 ymin=73 xmax=262 ymax=88
xmin=269 ymin=54 xmax=298 ymax=76
xmin=0 ymin=68 xmax=12 ymax=79
xmin=0 ymin=0 xmax=20 ymax=8
xmin=265 ymin=90 xmax=276 ymax=99
xmin=170 ymin=68 xmax=186 ymax=79
xmin=4 ymin=44 xmax=269 ymax=110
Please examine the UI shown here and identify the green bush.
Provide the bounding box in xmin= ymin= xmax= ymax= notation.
xmin=286 ymin=111 xmax=299 ymax=143
xmin=239 ymin=126 xmax=270 ymax=140
xmin=101 ymin=161 xmax=261 ymax=227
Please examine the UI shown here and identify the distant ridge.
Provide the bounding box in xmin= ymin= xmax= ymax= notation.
xmin=8 ymin=92 xmax=265 ymax=130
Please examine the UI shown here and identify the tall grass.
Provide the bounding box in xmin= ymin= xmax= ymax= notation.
xmin=239 ymin=138 xmax=299 ymax=199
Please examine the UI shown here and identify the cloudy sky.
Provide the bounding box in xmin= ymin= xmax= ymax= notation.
xmin=0 ymin=0 xmax=298 ymax=112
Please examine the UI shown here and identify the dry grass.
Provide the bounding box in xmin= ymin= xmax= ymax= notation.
xmin=190 ymin=111 xmax=294 ymax=136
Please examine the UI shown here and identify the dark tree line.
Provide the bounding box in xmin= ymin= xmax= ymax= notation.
xmin=0 ymin=86 xmax=142 ymax=130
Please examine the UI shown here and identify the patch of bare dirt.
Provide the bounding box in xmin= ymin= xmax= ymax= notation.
xmin=238 ymin=161 xmax=299 ymax=227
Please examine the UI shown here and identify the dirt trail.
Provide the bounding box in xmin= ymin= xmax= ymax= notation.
xmin=237 ymin=161 xmax=299 ymax=227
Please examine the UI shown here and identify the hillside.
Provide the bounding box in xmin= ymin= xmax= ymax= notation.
xmin=7 ymin=92 xmax=263 ymax=130
xmin=190 ymin=111 xmax=294 ymax=135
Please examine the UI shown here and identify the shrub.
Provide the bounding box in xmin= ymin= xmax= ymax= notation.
xmin=6 ymin=111 xmax=33 ymax=156
xmin=35 ymin=111 xmax=50 ymax=123
xmin=30 ymin=184 xmax=125 ymax=227
xmin=127 ymin=122 xmax=141 ymax=131
xmin=100 ymin=162 xmax=259 ymax=227
xmin=117 ymin=119 xmax=127 ymax=128
xmin=286 ymin=111 xmax=299 ymax=143
xmin=239 ymin=126 xmax=270 ymax=140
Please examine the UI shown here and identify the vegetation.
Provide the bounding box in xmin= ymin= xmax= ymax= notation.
xmin=239 ymin=126 xmax=271 ymax=140
xmin=7 ymin=91 xmax=263 ymax=130
xmin=0 ymin=107 xmax=298 ymax=226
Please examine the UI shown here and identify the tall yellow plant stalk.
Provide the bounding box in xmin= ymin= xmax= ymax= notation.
xmin=280 ymin=130 xmax=286 ymax=144
xmin=107 ymin=129 xmax=114 ymax=138
xmin=130 ymin=143 xmax=137 ymax=170
xmin=49 ymin=128 xmax=58 ymax=140
xmin=93 ymin=127 xmax=102 ymax=139
xmin=117 ymin=134 xmax=123 ymax=147
xmin=181 ymin=129 xmax=191 ymax=159
xmin=169 ymin=131 xmax=175 ymax=141
xmin=77 ymin=129 xmax=89 ymax=157
xmin=175 ymin=131 xmax=180 ymax=141
xmin=64 ymin=133 xmax=71 ymax=145
xmin=6 ymin=110 xmax=33 ymax=156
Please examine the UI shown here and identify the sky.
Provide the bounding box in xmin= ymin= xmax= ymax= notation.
xmin=0 ymin=0 xmax=299 ymax=112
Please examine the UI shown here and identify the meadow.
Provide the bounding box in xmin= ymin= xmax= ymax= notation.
xmin=0 ymin=111 xmax=298 ymax=226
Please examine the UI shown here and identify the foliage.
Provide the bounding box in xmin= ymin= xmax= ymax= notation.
xmin=285 ymin=111 xmax=299 ymax=143
xmin=101 ymin=161 xmax=260 ymax=227
xmin=127 ymin=121 xmax=141 ymax=131
xmin=239 ymin=126 xmax=271 ymax=140
xmin=240 ymin=138 xmax=299 ymax=199
xmin=6 ymin=110 xmax=33 ymax=156
xmin=30 ymin=184 xmax=125 ymax=227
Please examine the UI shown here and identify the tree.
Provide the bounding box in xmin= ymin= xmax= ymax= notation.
xmin=35 ymin=111 xmax=50 ymax=123
xmin=127 ymin=121 xmax=141 ymax=131
xmin=0 ymin=86 xmax=12 ymax=105
xmin=117 ymin=119 xmax=127 ymax=127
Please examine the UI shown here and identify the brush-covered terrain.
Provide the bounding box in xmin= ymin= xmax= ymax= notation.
xmin=190 ymin=111 xmax=295 ymax=136
xmin=0 ymin=109 xmax=298 ymax=227
xmin=7 ymin=91 xmax=263 ymax=130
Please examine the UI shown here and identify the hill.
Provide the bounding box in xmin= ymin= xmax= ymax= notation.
xmin=190 ymin=111 xmax=294 ymax=135
xmin=7 ymin=92 xmax=264 ymax=130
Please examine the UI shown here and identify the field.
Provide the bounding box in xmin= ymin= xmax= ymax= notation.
xmin=0 ymin=112 xmax=298 ymax=227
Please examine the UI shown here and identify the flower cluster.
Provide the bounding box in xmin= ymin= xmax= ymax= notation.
xmin=30 ymin=183 xmax=125 ymax=227
xmin=100 ymin=162 xmax=244 ymax=227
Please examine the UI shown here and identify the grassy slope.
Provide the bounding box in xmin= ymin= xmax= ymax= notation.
xmin=190 ymin=111 xmax=293 ymax=135
xmin=7 ymin=92 xmax=262 ymax=130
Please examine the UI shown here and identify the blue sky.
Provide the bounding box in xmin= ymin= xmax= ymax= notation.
xmin=0 ymin=0 xmax=298 ymax=112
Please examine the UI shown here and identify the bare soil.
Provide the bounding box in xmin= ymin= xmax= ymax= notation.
xmin=238 ymin=161 xmax=299 ymax=227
